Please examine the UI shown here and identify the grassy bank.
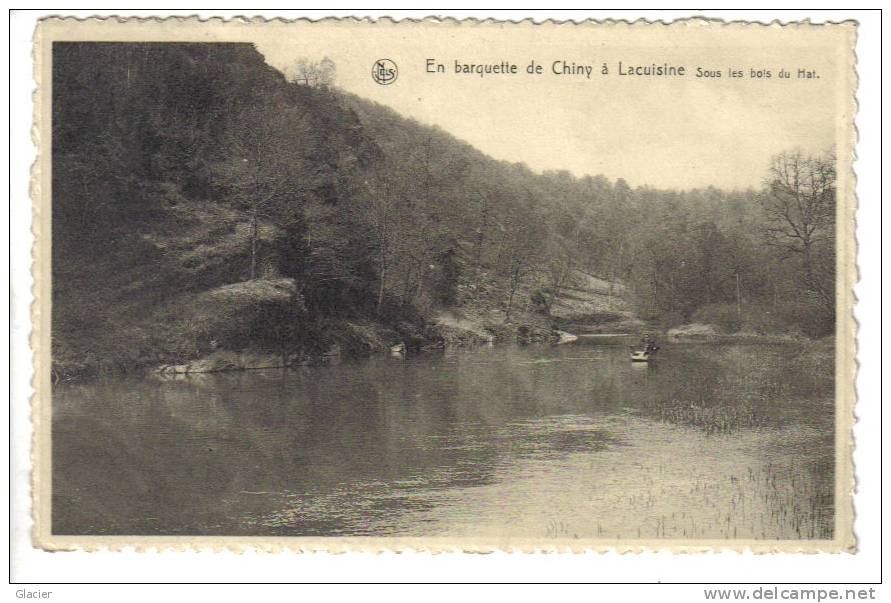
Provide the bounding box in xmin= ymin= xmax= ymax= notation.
xmin=51 ymin=288 xmax=575 ymax=382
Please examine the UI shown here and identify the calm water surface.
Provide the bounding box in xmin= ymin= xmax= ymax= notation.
xmin=53 ymin=339 xmax=834 ymax=539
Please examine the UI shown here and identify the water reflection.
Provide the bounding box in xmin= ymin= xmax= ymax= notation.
xmin=53 ymin=340 xmax=834 ymax=539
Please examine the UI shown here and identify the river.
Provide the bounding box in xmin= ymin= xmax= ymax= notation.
xmin=52 ymin=338 xmax=835 ymax=540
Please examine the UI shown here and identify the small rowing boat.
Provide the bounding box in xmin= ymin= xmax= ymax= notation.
xmin=630 ymin=335 xmax=660 ymax=362
xmin=630 ymin=349 xmax=654 ymax=362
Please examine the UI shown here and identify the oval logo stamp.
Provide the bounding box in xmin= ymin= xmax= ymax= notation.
xmin=372 ymin=58 xmax=398 ymax=85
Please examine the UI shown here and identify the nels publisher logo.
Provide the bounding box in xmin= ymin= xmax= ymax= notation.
xmin=372 ymin=59 xmax=398 ymax=85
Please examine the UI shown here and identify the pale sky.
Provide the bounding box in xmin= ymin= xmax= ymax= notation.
xmin=255 ymin=21 xmax=849 ymax=190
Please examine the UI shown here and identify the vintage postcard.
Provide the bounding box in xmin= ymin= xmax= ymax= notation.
xmin=31 ymin=17 xmax=857 ymax=552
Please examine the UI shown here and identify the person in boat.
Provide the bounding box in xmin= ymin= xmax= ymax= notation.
xmin=640 ymin=333 xmax=659 ymax=354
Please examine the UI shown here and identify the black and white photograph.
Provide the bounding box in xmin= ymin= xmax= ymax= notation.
xmin=26 ymin=17 xmax=859 ymax=554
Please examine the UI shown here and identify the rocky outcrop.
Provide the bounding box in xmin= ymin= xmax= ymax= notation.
xmin=430 ymin=316 xmax=495 ymax=346
xmin=156 ymin=350 xmax=288 ymax=374
xmin=667 ymin=323 xmax=720 ymax=338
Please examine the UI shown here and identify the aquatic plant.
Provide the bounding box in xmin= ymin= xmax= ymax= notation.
xmin=657 ymin=399 xmax=764 ymax=435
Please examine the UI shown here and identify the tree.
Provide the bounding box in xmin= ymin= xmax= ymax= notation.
xmin=289 ymin=57 xmax=336 ymax=87
xmin=364 ymin=173 xmax=403 ymax=315
xmin=760 ymin=150 xmax=836 ymax=311
xmin=365 ymin=174 xmax=441 ymax=313
xmin=213 ymin=100 xmax=312 ymax=280
xmin=472 ymin=190 xmax=493 ymax=269
xmin=392 ymin=135 xmax=442 ymax=307
xmin=498 ymin=216 xmax=542 ymax=322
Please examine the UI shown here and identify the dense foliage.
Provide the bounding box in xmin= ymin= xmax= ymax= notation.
xmin=51 ymin=43 xmax=835 ymax=379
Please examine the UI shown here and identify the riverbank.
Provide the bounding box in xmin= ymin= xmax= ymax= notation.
xmin=52 ymin=266 xmax=631 ymax=382
xmin=52 ymin=310 xmax=581 ymax=382
xmin=53 ymin=311 xmax=822 ymax=384
xmin=52 ymin=310 xmax=830 ymax=382
xmin=664 ymin=322 xmax=827 ymax=345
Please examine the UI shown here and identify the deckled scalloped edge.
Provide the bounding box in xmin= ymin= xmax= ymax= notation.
xmin=34 ymin=14 xmax=859 ymax=26
xmin=28 ymin=14 xmax=860 ymax=555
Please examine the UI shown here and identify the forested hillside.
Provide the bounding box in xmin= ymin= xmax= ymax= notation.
xmin=52 ymin=43 xmax=835 ymax=380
